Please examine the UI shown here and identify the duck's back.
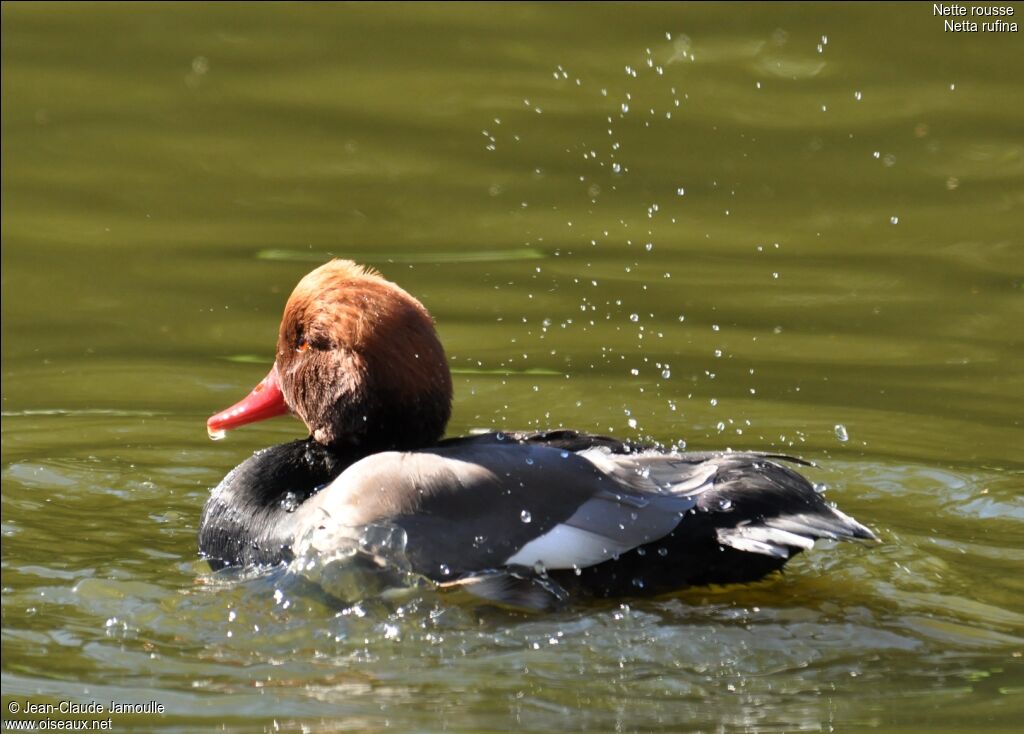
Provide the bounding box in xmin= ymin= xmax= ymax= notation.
xmin=295 ymin=430 xmax=874 ymax=607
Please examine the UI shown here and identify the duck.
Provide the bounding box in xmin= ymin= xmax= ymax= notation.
xmin=200 ymin=259 xmax=876 ymax=610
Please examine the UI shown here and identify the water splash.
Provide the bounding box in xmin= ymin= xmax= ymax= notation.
xmin=291 ymin=521 xmax=425 ymax=605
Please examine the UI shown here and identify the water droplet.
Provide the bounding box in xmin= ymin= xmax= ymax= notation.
xmin=661 ymin=369 xmax=671 ymax=379
xmin=834 ymin=424 xmax=849 ymax=442
xmin=657 ymin=547 xmax=669 ymax=557
xmin=813 ymin=483 xmax=828 ymax=494
xmin=629 ymin=313 xmax=639 ymax=322
xmin=627 ymin=418 xmax=637 ymax=429
xmin=718 ymin=498 xmax=733 ymax=511
xmin=525 ymin=457 xmax=535 ymax=465
xmin=280 ymin=491 xmax=299 ymax=513
xmin=520 ymin=510 xmax=532 ymax=524
xmin=439 ymin=564 xmax=451 ymax=576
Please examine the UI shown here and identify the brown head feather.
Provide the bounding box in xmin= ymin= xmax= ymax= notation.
xmin=274 ymin=260 xmax=452 ymax=449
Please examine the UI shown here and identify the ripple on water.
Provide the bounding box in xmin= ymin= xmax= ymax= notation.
xmin=3 ymin=427 xmax=1022 ymax=732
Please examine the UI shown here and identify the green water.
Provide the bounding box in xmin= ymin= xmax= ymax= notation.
xmin=2 ymin=3 xmax=1022 ymax=731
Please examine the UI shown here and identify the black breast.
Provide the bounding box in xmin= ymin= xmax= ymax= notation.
xmin=199 ymin=439 xmax=357 ymax=569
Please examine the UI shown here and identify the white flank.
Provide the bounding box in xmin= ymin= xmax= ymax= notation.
xmin=507 ymin=524 xmax=635 ymax=569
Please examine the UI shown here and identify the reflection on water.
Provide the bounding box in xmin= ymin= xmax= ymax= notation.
xmin=2 ymin=3 xmax=1022 ymax=732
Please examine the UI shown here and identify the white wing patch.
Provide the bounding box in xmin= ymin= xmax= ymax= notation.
xmin=506 ymin=524 xmax=637 ymax=569
xmin=715 ymin=525 xmax=816 ymax=558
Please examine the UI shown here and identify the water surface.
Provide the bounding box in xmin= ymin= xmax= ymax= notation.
xmin=2 ymin=3 xmax=1022 ymax=732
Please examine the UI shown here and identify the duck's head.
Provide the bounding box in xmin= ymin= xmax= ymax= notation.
xmin=207 ymin=260 xmax=452 ymax=450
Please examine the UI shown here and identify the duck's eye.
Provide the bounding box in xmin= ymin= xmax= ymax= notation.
xmin=296 ymin=338 xmax=310 ymax=353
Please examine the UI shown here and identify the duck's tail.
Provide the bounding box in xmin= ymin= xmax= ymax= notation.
xmin=692 ymin=453 xmax=877 ymax=559
xmin=563 ymin=450 xmax=876 ymax=596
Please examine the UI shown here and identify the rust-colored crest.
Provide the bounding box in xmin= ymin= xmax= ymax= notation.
xmin=274 ymin=260 xmax=452 ymax=449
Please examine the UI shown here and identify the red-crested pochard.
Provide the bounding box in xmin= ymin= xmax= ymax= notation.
xmin=200 ymin=260 xmax=875 ymax=609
